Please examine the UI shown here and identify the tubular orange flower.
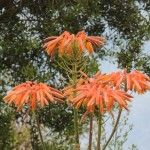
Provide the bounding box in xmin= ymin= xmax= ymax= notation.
xmin=106 ymin=69 xmax=150 ymax=93
xmin=76 ymin=31 xmax=105 ymax=55
xmin=43 ymin=31 xmax=105 ymax=58
xmin=126 ymin=70 xmax=150 ymax=94
xmin=63 ymin=71 xmax=133 ymax=122
xmin=3 ymin=81 xmax=63 ymax=113
xmin=108 ymin=71 xmax=125 ymax=89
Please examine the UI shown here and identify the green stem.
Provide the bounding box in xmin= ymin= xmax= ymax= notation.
xmin=102 ymin=108 xmax=122 ymax=150
xmin=97 ymin=113 xmax=102 ymax=150
xmin=33 ymin=110 xmax=46 ymax=150
xmin=72 ymin=62 xmax=80 ymax=149
xmin=88 ymin=113 xmax=93 ymax=150
xmin=74 ymin=108 xmax=80 ymax=147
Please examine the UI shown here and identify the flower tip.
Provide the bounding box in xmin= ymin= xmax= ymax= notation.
xmin=59 ymin=100 xmax=64 ymax=103
xmin=101 ymin=37 xmax=106 ymax=41
xmin=3 ymin=96 xmax=7 ymax=100
xmin=94 ymin=70 xmax=101 ymax=77
xmin=124 ymin=68 xmax=127 ymax=74
xmin=79 ymin=71 xmax=88 ymax=78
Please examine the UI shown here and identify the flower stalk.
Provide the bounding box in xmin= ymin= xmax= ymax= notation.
xmin=88 ymin=113 xmax=93 ymax=150
xmin=74 ymin=108 xmax=80 ymax=148
xmin=33 ymin=110 xmax=46 ymax=150
xmin=72 ymin=62 xmax=80 ymax=149
xmin=102 ymin=108 xmax=122 ymax=150
xmin=97 ymin=112 xmax=102 ymax=150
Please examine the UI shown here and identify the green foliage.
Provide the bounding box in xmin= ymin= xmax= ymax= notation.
xmin=86 ymin=56 xmax=99 ymax=76
xmin=39 ymin=104 xmax=74 ymax=133
xmin=0 ymin=96 xmax=15 ymax=150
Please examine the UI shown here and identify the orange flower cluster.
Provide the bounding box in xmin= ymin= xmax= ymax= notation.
xmin=126 ymin=70 xmax=150 ymax=93
xmin=107 ymin=71 xmax=125 ymax=89
xmin=108 ymin=69 xmax=150 ymax=93
xmin=43 ymin=31 xmax=105 ymax=58
xmin=3 ymin=81 xmax=63 ymax=112
xmin=63 ymin=71 xmax=133 ymax=122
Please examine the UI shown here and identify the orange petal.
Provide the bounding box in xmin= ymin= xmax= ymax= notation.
xmin=78 ymin=37 xmax=85 ymax=51
xmin=43 ymin=36 xmax=57 ymax=42
xmin=3 ymin=91 xmax=16 ymax=100
xmin=31 ymin=94 xmax=37 ymax=109
xmin=20 ymin=90 xmax=31 ymax=105
xmin=49 ymin=87 xmax=62 ymax=94
xmin=72 ymin=93 xmax=87 ymax=105
xmin=132 ymin=78 xmax=142 ymax=92
xmin=76 ymin=100 xmax=83 ymax=109
xmin=53 ymin=97 xmax=64 ymax=103
xmin=99 ymin=95 xmax=103 ymax=114
xmin=86 ymin=37 xmax=104 ymax=46
xmin=86 ymin=42 xmax=93 ymax=56
xmin=80 ymin=109 xmax=89 ymax=123
xmin=43 ymin=36 xmax=63 ymax=48
xmin=44 ymin=98 xmax=49 ymax=105
xmin=126 ymin=74 xmax=132 ymax=90
xmin=8 ymin=95 xmax=17 ymax=105
xmin=44 ymin=90 xmax=54 ymax=102
xmin=51 ymin=91 xmax=63 ymax=98
xmin=87 ymin=95 xmax=96 ymax=107
xmin=89 ymin=36 xmax=106 ymax=41
xmin=94 ymin=71 xmax=101 ymax=77
xmin=79 ymin=71 xmax=88 ymax=78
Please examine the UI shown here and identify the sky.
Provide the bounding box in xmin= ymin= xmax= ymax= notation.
xmin=100 ymin=41 xmax=150 ymax=150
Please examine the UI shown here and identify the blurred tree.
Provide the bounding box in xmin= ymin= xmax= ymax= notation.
xmin=0 ymin=96 xmax=15 ymax=150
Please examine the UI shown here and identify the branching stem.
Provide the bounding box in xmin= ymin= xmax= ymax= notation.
xmin=97 ymin=113 xmax=102 ymax=150
xmin=33 ymin=110 xmax=46 ymax=150
xmin=72 ymin=62 xmax=80 ymax=149
xmin=88 ymin=113 xmax=93 ymax=150
xmin=102 ymin=108 xmax=122 ymax=150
